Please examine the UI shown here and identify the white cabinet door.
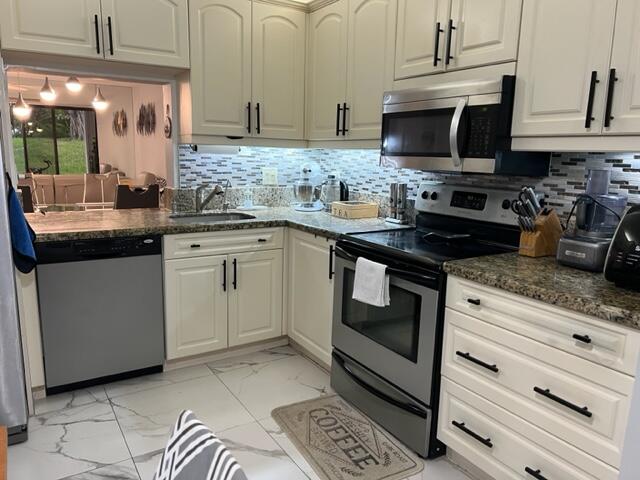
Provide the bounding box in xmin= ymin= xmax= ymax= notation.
xmin=306 ymin=0 xmax=349 ymax=140
xmin=0 ymin=0 xmax=103 ymax=59
xmin=188 ymin=0 xmax=252 ymax=136
xmin=447 ymin=0 xmax=521 ymax=71
xmin=228 ymin=250 xmax=283 ymax=347
xmin=394 ymin=0 xmax=449 ymax=80
xmin=512 ymin=0 xmax=617 ymax=136
xmin=605 ymin=0 xmax=640 ymax=135
xmin=287 ymin=231 xmax=335 ymax=367
xmin=252 ymin=3 xmax=306 ymax=139
xmin=100 ymin=0 xmax=189 ymax=68
xmin=164 ymin=256 xmax=228 ymax=360
xmin=345 ymin=0 xmax=398 ymax=140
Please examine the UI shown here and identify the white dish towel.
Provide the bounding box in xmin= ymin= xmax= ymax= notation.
xmin=352 ymin=257 xmax=390 ymax=307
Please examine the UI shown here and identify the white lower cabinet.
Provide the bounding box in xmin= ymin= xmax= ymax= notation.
xmin=287 ymin=230 xmax=335 ymax=366
xmin=164 ymin=230 xmax=284 ymax=360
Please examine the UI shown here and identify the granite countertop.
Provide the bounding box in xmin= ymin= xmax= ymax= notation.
xmin=444 ymin=253 xmax=640 ymax=330
xmin=27 ymin=207 xmax=410 ymax=243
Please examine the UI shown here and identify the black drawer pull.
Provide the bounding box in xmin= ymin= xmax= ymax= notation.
xmin=190 ymin=244 xmax=201 ymax=249
xmin=604 ymin=68 xmax=618 ymax=128
xmin=222 ymin=259 xmax=227 ymax=292
xmin=456 ymin=351 xmax=499 ymax=373
xmin=232 ymin=258 xmax=237 ymax=290
xmin=257 ymin=238 xmax=267 ymax=243
xmin=452 ymin=421 xmax=493 ymax=448
xmin=433 ymin=21 xmax=443 ymax=66
xmin=467 ymin=298 xmax=481 ymax=306
xmin=584 ymin=71 xmax=599 ymax=128
xmin=533 ymin=387 xmax=592 ymax=418
xmin=94 ymin=14 xmax=101 ymax=54
xmin=572 ymin=333 xmax=592 ymax=344
xmin=525 ymin=467 xmax=549 ymax=480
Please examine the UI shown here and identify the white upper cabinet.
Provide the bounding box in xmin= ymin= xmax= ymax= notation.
xmin=605 ymin=0 xmax=640 ymax=135
xmin=346 ymin=0 xmax=398 ymax=139
xmin=188 ymin=0 xmax=252 ymax=137
xmin=306 ymin=0 xmax=349 ymax=140
xmin=0 ymin=0 xmax=103 ymax=59
xmin=99 ymin=0 xmax=189 ymax=68
xmin=394 ymin=0 xmax=449 ymax=79
xmin=512 ymin=0 xmax=617 ymax=136
xmin=252 ymin=3 xmax=306 ymax=140
xmin=446 ymin=0 xmax=521 ymax=71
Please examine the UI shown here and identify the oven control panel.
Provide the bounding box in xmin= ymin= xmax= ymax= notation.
xmin=416 ymin=183 xmax=525 ymax=226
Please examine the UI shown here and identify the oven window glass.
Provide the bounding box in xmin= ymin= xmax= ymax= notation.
xmin=342 ymin=269 xmax=422 ymax=362
xmin=382 ymin=108 xmax=467 ymax=157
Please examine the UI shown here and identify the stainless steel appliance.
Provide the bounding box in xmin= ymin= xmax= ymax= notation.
xmin=604 ymin=205 xmax=640 ymax=290
xmin=36 ymin=236 xmax=165 ymax=394
xmin=331 ymin=183 xmax=522 ymax=458
xmin=293 ymin=165 xmax=322 ymax=211
xmin=319 ymin=174 xmax=349 ymax=211
xmin=380 ymin=76 xmax=550 ymax=175
xmin=386 ymin=183 xmax=409 ymax=224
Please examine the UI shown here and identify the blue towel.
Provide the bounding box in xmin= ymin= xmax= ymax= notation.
xmin=6 ymin=175 xmax=36 ymax=273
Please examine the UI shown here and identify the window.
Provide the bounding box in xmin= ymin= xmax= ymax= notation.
xmin=11 ymin=106 xmax=99 ymax=175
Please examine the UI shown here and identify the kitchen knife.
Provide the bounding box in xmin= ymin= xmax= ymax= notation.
xmin=525 ymin=187 xmax=542 ymax=213
xmin=524 ymin=199 xmax=538 ymax=219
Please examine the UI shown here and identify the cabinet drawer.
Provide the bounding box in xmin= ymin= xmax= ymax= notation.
xmin=443 ymin=309 xmax=634 ymax=468
xmin=163 ymin=228 xmax=284 ymax=259
xmin=438 ymin=378 xmax=618 ymax=480
xmin=446 ymin=276 xmax=640 ymax=376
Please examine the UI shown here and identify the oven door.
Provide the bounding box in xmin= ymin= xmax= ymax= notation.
xmin=332 ymin=244 xmax=440 ymax=405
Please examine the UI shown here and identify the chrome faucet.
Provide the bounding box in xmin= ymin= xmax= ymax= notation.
xmin=195 ymin=179 xmax=232 ymax=213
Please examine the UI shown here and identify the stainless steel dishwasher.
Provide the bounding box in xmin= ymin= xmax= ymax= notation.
xmin=36 ymin=236 xmax=165 ymax=394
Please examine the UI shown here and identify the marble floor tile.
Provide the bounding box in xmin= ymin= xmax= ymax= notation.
xmin=111 ymin=375 xmax=254 ymax=457
xmin=61 ymin=459 xmax=140 ymax=480
xmin=132 ymin=449 xmax=163 ymax=480
xmin=207 ymin=346 xmax=297 ymax=374
xmin=9 ymin=401 xmax=131 ymax=480
xmin=35 ymin=386 xmax=108 ymax=416
xmin=216 ymin=355 xmax=332 ymax=420
xmin=218 ymin=422 xmax=308 ymax=480
xmin=407 ymin=457 xmax=474 ymax=480
xmin=104 ymin=364 xmax=213 ymax=399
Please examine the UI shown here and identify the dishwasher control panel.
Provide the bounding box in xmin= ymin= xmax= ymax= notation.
xmin=36 ymin=236 xmax=161 ymax=264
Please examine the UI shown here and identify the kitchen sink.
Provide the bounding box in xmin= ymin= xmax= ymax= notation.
xmin=171 ymin=212 xmax=256 ymax=223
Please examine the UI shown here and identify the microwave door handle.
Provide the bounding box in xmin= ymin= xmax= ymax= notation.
xmin=449 ymin=97 xmax=467 ymax=169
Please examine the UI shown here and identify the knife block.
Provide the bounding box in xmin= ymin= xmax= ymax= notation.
xmin=519 ymin=209 xmax=564 ymax=257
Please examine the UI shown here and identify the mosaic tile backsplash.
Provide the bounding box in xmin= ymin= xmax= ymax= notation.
xmin=178 ymin=145 xmax=640 ymax=217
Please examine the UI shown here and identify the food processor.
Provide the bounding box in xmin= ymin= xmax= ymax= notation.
xmin=557 ymin=169 xmax=627 ymax=272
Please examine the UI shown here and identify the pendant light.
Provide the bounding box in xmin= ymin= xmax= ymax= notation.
xmin=92 ymin=86 xmax=108 ymax=111
xmin=12 ymin=92 xmax=32 ymax=121
xmin=65 ymin=76 xmax=83 ymax=93
xmin=39 ymin=76 xmax=56 ymax=101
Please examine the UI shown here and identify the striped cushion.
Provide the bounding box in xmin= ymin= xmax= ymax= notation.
xmin=154 ymin=410 xmax=247 ymax=480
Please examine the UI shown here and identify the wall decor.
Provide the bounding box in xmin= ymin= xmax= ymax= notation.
xmin=136 ymin=102 xmax=156 ymax=136
xmin=164 ymin=104 xmax=172 ymax=139
xmin=112 ymin=109 xmax=128 ymax=137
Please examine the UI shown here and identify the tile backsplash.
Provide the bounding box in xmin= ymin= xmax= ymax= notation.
xmin=178 ymin=145 xmax=640 ymax=217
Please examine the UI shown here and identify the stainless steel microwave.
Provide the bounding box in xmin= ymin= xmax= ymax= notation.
xmin=380 ymin=75 xmax=550 ymax=176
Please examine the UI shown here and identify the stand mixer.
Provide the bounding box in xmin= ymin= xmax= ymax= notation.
xmin=293 ymin=165 xmax=323 ymax=212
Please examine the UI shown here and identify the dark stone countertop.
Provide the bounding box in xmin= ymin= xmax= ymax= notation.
xmin=444 ymin=253 xmax=640 ymax=330
xmin=26 ymin=207 xmax=410 ymax=243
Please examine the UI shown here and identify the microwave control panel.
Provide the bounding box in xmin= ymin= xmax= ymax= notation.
xmin=466 ymin=105 xmax=500 ymax=157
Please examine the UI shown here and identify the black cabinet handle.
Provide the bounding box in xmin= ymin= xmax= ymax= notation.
xmin=451 ymin=421 xmax=493 ymax=448
xmin=604 ymin=68 xmax=618 ymax=128
xmin=190 ymin=244 xmax=201 ymax=249
xmin=257 ymin=238 xmax=267 ymax=243
xmin=533 ymin=387 xmax=592 ymax=418
xmin=255 ymin=103 xmax=261 ymax=134
xmin=584 ymin=71 xmax=599 ymax=128
xmin=94 ymin=14 xmax=101 ymax=54
xmin=336 ymin=103 xmax=342 ymax=136
xmin=232 ymin=258 xmax=237 ymax=290
xmin=525 ymin=467 xmax=549 ymax=480
xmin=107 ymin=16 xmax=114 ymax=55
xmin=445 ymin=19 xmax=456 ymax=65
xmin=467 ymin=298 xmax=481 ymax=306
xmin=572 ymin=333 xmax=592 ymax=344
xmin=222 ymin=259 xmax=227 ymax=292
xmin=433 ymin=22 xmax=443 ymax=66
xmin=246 ymin=102 xmax=251 ymax=133
xmin=341 ymin=103 xmax=349 ymax=136
xmin=329 ymin=244 xmax=335 ymax=280
xmin=456 ymin=351 xmax=499 ymax=373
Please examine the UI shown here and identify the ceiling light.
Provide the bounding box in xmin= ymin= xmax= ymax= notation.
xmin=65 ymin=76 xmax=83 ymax=93
xmin=12 ymin=93 xmax=32 ymax=121
xmin=39 ymin=76 xmax=56 ymax=101
xmin=92 ymin=87 xmax=108 ymax=111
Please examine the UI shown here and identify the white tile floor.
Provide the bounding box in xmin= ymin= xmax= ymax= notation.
xmin=9 ymin=346 xmax=473 ymax=480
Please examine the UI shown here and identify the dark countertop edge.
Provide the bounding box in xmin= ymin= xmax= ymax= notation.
xmin=443 ymin=261 xmax=638 ymax=328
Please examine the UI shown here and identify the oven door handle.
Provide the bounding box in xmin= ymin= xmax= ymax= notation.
xmin=332 ymin=351 xmax=428 ymax=419
xmin=449 ymin=97 xmax=467 ymax=168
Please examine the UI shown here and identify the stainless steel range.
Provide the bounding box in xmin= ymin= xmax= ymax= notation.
xmin=331 ymin=183 xmax=524 ymax=458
